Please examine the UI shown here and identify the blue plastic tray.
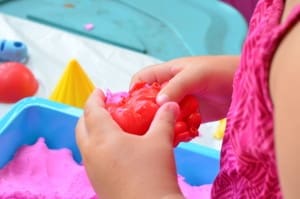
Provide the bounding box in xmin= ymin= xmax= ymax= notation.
xmin=0 ymin=97 xmax=220 ymax=186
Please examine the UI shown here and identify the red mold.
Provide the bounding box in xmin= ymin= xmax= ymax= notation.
xmin=105 ymin=82 xmax=202 ymax=146
xmin=0 ymin=62 xmax=38 ymax=103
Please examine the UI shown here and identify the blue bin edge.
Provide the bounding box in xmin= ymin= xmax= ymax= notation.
xmin=0 ymin=97 xmax=220 ymax=185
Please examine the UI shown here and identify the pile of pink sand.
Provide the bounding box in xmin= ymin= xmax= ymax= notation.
xmin=0 ymin=138 xmax=211 ymax=198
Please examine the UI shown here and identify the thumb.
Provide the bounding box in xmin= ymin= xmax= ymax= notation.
xmin=147 ymin=102 xmax=180 ymax=143
xmin=156 ymin=72 xmax=190 ymax=105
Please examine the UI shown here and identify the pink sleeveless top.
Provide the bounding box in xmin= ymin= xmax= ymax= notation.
xmin=211 ymin=0 xmax=300 ymax=198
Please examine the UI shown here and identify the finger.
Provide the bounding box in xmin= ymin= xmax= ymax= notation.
xmin=156 ymin=70 xmax=192 ymax=105
xmin=75 ymin=116 xmax=89 ymax=151
xmin=130 ymin=62 xmax=174 ymax=88
xmin=83 ymin=89 xmax=121 ymax=140
xmin=147 ymin=102 xmax=180 ymax=143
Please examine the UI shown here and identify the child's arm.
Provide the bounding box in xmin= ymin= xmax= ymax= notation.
xmin=131 ymin=55 xmax=240 ymax=123
xmin=270 ymin=21 xmax=300 ymax=198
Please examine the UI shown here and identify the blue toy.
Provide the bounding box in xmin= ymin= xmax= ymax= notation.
xmin=0 ymin=39 xmax=28 ymax=63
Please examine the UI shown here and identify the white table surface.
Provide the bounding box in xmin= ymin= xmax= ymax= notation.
xmin=0 ymin=13 xmax=222 ymax=150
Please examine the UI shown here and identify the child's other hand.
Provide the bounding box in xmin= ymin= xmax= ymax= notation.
xmin=131 ymin=56 xmax=239 ymax=122
xmin=76 ymin=89 xmax=184 ymax=199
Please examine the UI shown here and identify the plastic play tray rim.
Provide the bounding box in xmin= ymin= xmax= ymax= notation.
xmin=0 ymin=97 xmax=220 ymax=157
xmin=0 ymin=97 xmax=220 ymax=185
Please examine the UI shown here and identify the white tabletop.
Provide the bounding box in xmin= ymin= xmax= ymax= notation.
xmin=0 ymin=13 xmax=222 ymax=150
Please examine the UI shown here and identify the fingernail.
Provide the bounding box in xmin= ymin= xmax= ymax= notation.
xmin=92 ymin=88 xmax=101 ymax=98
xmin=165 ymin=102 xmax=180 ymax=119
xmin=156 ymin=94 xmax=169 ymax=105
xmin=92 ymin=88 xmax=104 ymax=106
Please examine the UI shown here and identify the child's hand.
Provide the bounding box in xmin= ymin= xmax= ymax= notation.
xmin=76 ymin=89 xmax=184 ymax=199
xmin=131 ymin=56 xmax=239 ymax=122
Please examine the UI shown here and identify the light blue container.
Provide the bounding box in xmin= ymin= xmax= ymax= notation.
xmin=0 ymin=97 xmax=220 ymax=186
xmin=0 ymin=0 xmax=247 ymax=60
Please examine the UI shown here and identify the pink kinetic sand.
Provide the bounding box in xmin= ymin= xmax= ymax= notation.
xmin=0 ymin=138 xmax=97 ymax=199
xmin=0 ymin=138 xmax=211 ymax=199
